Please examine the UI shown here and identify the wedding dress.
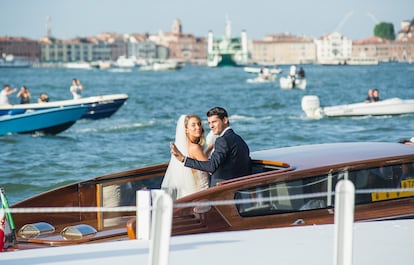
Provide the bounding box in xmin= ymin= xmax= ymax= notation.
xmin=161 ymin=115 xmax=209 ymax=200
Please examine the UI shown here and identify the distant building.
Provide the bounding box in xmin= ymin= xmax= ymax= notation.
xmin=251 ymin=33 xmax=316 ymax=65
xmin=397 ymin=19 xmax=414 ymax=40
xmin=315 ymin=32 xmax=352 ymax=65
xmin=149 ymin=18 xmax=207 ymax=63
xmin=0 ymin=36 xmax=40 ymax=62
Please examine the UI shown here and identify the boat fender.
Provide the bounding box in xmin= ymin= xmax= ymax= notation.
xmin=301 ymin=95 xmax=323 ymax=119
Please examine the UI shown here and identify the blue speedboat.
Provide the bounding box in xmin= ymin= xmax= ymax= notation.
xmin=0 ymin=94 xmax=128 ymax=120
xmin=0 ymin=105 xmax=87 ymax=135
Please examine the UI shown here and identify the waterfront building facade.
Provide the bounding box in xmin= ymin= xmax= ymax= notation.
xmin=315 ymin=32 xmax=352 ymax=65
xmin=1 ymin=18 xmax=413 ymax=66
xmin=0 ymin=37 xmax=40 ymax=62
xmin=251 ymin=33 xmax=316 ymax=65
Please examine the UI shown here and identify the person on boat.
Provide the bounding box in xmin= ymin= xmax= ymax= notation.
xmin=372 ymin=88 xmax=380 ymax=102
xmin=258 ymin=67 xmax=272 ymax=81
xmin=289 ymin=65 xmax=297 ymax=77
xmin=170 ymin=107 xmax=252 ymax=187
xmin=364 ymin=89 xmax=375 ymax=103
xmin=38 ymin=92 xmax=49 ymax=103
xmin=288 ymin=65 xmax=297 ymax=87
xmin=16 ymin=85 xmax=31 ymax=104
xmin=70 ymin=78 xmax=83 ymax=99
xmin=298 ymin=67 xmax=305 ymax=79
xmin=0 ymin=84 xmax=17 ymax=105
xmin=162 ymin=114 xmax=213 ymax=200
xmin=398 ymin=137 xmax=414 ymax=145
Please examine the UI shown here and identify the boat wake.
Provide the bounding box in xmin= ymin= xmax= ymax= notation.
xmin=75 ymin=122 xmax=150 ymax=133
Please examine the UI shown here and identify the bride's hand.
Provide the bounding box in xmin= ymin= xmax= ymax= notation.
xmin=170 ymin=142 xmax=184 ymax=162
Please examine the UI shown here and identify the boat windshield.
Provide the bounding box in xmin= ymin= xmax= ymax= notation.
xmin=235 ymin=162 xmax=414 ymax=217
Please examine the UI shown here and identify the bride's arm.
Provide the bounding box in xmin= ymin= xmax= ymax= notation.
xmin=189 ymin=144 xmax=208 ymax=161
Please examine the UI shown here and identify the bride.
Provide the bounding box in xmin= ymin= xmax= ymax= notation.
xmin=161 ymin=115 xmax=214 ymax=200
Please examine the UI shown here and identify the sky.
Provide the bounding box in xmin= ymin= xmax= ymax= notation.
xmin=1 ymin=0 xmax=413 ymax=41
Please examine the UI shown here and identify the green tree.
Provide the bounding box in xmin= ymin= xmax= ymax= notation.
xmin=374 ymin=22 xmax=396 ymax=40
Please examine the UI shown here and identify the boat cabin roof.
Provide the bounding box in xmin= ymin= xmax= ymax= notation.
xmin=251 ymin=142 xmax=414 ymax=171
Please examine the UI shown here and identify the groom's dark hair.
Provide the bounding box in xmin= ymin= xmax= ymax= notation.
xmin=207 ymin=107 xmax=228 ymax=120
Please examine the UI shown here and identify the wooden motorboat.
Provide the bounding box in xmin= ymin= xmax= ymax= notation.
xmin=2 ymin=219 xmax=413 ymax=264
xmin=0 ymin=94 xmax=128 ymax=120
xmin=0 ymin=106 xmax=87 ymax=135
xmin=302 ymin=95 xmax=414 ymax=119
xmin=3 ymin=142 xmax=414 ymax=251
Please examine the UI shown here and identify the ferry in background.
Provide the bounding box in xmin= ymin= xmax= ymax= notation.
xmin=207 ymin=16 xmax=248 ymax=67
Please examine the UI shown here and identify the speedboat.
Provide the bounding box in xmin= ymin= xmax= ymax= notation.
xmin=301 ymin=95 xmax=414 ymax=119
xmin=246 ymin=73 xmax=276 ymax=83
xmin=0 ymin=105 xmax=87 ymax=135
xmin=246 ymin=67 xmax=278 ymax=83
xmin=280 ymin=75 xmax=306 ymax=90
xmin=243 ymin=66 xmax=282 ymax=75
xmin=139 ymin=62 xmax=182 ymax=71
xmin=3 ymin=141 xmax=414 ymax=251
xmin=0 ymin=94 xmax=128 ymax=120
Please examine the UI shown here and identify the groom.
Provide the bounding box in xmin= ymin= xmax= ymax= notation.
xmin=170 ymin=107 xmax=252 ymax=187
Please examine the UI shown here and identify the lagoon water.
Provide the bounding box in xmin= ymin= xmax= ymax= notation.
xmin=1 ymin=63 xmax=414 ymax=204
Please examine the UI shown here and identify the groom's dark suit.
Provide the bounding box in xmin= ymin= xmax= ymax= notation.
xmin=184 ymin=128 xmax=252 ymax=186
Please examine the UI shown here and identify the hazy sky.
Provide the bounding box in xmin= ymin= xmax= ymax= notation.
xmin=1 ymin=0 xmax=413 ymax=40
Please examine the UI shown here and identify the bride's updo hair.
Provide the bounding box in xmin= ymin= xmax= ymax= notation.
xmin=185 ymin=114 xmax=206 ymax=147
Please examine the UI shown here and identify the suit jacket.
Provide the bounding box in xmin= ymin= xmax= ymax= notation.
xmin=184 ymin=128 xmax=252 ymax=186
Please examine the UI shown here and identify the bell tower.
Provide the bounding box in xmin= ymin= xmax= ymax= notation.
xmin=172 ymin=18 xmax=182 ymax=35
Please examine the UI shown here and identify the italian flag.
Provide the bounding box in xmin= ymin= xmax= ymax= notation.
xmin=0 ymin=208 xmax=4 ymax=252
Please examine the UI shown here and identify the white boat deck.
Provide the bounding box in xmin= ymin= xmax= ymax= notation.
xmin=1 ymin=219 xmax=413 ymax=265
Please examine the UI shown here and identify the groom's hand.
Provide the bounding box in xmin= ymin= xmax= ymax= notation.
xmin=170 ymin=142 xmax=185 ymax=162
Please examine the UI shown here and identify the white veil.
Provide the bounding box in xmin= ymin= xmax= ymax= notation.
xmin=161 ymin=115 xmax=197 ymax=200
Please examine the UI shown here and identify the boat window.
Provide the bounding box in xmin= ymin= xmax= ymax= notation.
xmin=349 ymin=163 xmax=414 ymax=203
xmin=235 ymin=175 xmax=330 ymax=217
xmin=98 ymin=171 xmax=164 ymax=228
xmin=235 ymin=162 xmax=414 ymax=217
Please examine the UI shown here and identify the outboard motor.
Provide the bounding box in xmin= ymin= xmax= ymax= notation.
xmin=301 ymin=95 xmax=323 ymax=119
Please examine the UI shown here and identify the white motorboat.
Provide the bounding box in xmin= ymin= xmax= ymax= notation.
xmin=243 ymin=66 xmax=282 ymax=75
xmin=246 ymin=73 xmax=276 ymax=83
xmin=0 ymin=54 xmax=31 ymax=68
xmin=114 ymin=56 xmax=136 ymax=68
xmin=139 ymin=62 xmax=181 ymax=71
xmin=63 ymin=62 xmax=92 ymax=69
xmin=280 ymin=76 xmax=306 ymax=90
xmin=246 ymin=67 xmax=279 ymax=83
xmin=301 ymin=95 xmax=414 ymax=119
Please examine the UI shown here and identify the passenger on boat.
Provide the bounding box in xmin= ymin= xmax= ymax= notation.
xmin=16 ymin=85 xmax=31 ymax=104
xmin=398 ymin=137 xmax=414 ymax=145
xmin=162 ymin=114 xmax=211 ymax=199
xmin=0 ymin=84 xmax=17 ymax=105
xmin=38 ymin=92 xmax=49 ymax=103
xmin=364 ymin=89 xmax=374 ymax=103
xmin=372 ymin=88 xmax=380 ymax=102
xmin=170 ymin=107 xmax=252 ymax=187
xmin=289 ymin=65 xmax=297 ymax=77
xmin=70 ymin=78 xmax=83 ymax=99
xmin=298 ymin=67 xmax=305 ymax=78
